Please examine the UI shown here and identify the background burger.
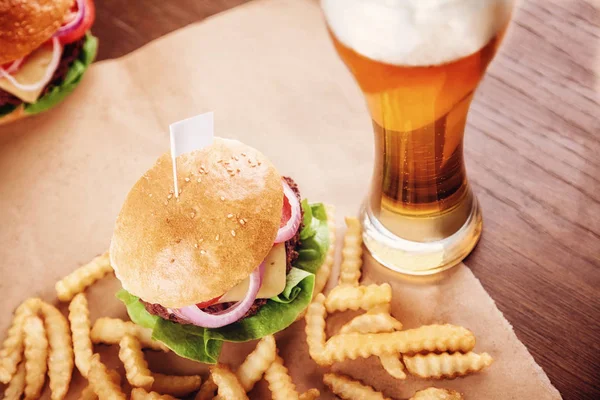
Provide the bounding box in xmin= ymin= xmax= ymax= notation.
xmin=0 ymin=0 xmax=97 ymax=125
xmin=112 ymin=138 xmax=331 ymax=363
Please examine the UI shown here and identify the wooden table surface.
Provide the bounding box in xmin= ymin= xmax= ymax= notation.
xmin=93 ymin=0 xmax=597 ymax=398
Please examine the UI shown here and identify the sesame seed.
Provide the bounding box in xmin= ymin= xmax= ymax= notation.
xmin=200 ymin=250 xmax=206 ymax=255
xmin=197 ymin=178 xmax=202 ymax=183
xmin=248 ymin=159 xmax=252 ymax=164
xmin=217 ymin=159 xmax=223 ymax=164
xmin=190 ymin=212 xmax=196 ymax=219
xmin=226 ymin=167 xmax=233 ymax=172
xmin=185 ymin=177 xmax=190 ymax=182
xmin=194 ymin=243 xmax=199 ymax=248
xmin=231 ymin=230 xmax=236 ymax=237
xmin=234 ymin=156 xmax=239 ymax=161
xmin=175 ymin=238 xmax=181 ymax=243
xmin=239 ymin=219 xmax=245 ymax=225
xmin=236 ymin=168 xmax=240 ymax=173
xmin=258 ymin=161 xmax=262 ymax=166
xmin=148 ymin=193 xmax=153 ymax=197
xmin=227 ymin=214 xmax=234 ymax=218
xmin=220 ymin=196 xmax=225 ymax=201
xmin=241 ymin=153 xmax=246 ymax=157
xmin=170 ymin=259 xmax=175 ymax=263
xmin=167 ymin=194 xmax=173 ymax=199
xmin=199 ymin=238 xmax=204 ymax=243
xmin=215 ymin=234 xmax=220 ymax=241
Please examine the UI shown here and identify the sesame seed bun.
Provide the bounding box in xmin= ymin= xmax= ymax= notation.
xmin=110 ymin=138 xmax=284 ymax=308
xmin=0 ymin=0 xmax=72 ymax=64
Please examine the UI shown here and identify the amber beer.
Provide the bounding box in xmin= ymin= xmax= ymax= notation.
xmin=322 ymin=0 xmax=513 ymax=274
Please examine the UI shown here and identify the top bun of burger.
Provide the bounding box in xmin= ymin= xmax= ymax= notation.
xmin=110 ymin=138 xmax=284 ymax=308
xmin=0 ymin=0 xmax=73 ymax=64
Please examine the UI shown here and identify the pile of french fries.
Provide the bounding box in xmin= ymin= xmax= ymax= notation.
xmin=306 ymin=217 xmax=494 ymax=400
xmin=0 ymin=212 xmax=492 ymax=400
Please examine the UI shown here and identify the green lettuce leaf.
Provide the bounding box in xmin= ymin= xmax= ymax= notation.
xmin=24 ymin=33 xmax=98 ymax=115
xmin=296 ymin=202 xmax=330 ymax=274
xmin=117 ymin=201 xmax=329 ymax=364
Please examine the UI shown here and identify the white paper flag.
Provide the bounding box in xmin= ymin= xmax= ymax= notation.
xmin=169 ymin=112 xmax=214 ymax=196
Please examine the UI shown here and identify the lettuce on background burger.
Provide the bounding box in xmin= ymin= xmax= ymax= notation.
xmin=111 ymin=138 xmax=330 ymax=363
xmin=0 ymin=0 xmax=97 ymax=124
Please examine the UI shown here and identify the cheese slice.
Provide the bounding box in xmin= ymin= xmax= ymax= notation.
xmin=0 ymin=44 xmax=57 ymax=103
xmin=218 ymin=243 xmax=287 ymax=303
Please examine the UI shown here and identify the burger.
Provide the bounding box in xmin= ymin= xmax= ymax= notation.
xmin=0 ymin=0 xmax=97 ymax=125
xmin=111 ymin=138 xmax=331 ymax=363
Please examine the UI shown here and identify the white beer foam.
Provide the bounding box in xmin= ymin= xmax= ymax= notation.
xmin=321 ymin=0 xmax=513 ymax=67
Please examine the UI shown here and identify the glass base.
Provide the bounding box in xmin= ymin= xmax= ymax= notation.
xmin=361 ymin=197 xmax=483 ymax=275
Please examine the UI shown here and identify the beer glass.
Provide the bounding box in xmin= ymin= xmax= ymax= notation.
xmin=321 ymin=0 xmax=514 ymax=274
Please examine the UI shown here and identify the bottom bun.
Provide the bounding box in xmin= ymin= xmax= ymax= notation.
xmin=0 ymin=106 xmax=27 ymax=126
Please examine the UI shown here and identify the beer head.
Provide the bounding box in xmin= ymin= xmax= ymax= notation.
xmin=321 ymin=0 xmax=514 ymax=67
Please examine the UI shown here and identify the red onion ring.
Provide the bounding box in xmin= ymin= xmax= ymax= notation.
xmin=55 ymin=0 xmax=85 ymax=37
xmin=274 ymin=180 xmax=302 ymax=243
xmin=4 ymin=58 xmax=24 ymax=74
xmin=174 ymin=263 xmax=265 ymax=328
xmin=0 ymin=37 xmax=62 ymax=92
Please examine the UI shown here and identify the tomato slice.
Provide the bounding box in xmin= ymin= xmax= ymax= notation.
xmin=59 ymin=0 xmax=96 ymax=44
xmin=196 ymin=295 xmax=223 ymax=309
xmin=280 ymin=194 xmax=291 ymax=228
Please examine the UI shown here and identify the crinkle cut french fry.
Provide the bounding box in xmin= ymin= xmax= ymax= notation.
xmin=4 ymin=361 xmax=26 ymax=400
xmin=404 ymin=352 xmax=493 ymax=379
xmin=88 ymin=354 xmax=126 ymax=400
xmin=91 ymin=318 xmax=168 ymax=351
xmin=78 ymin=370 xmax=121 ymax=400
xmin=69 ymin=293 xmax=93 ymax=377
xmin=409 ymin=387 xmax=464 ymax=400
xmin=119 ymin=334 xmax=154 ymax=390
xmin=264 ymin=355 xmax=299 ymax=400
xmin=325 ymin=283 xmax=392 ymax=313
xmin=0 ymin=298 xmax=41 ymax=383
xmin=151 ymin=373 xmax=202 ymax=397
xmin=194 ymin=376 xmax=217 ymax=400
xmin=40 ymin=301 xmax=74 ymax=400
xmin=323 ymin=373 xmax=391 ymax=400
xmin=312 ymin=204 xmax=336 ymax=299
xmin=56 ymin=252 xmax=113 ymax=302
xmin=236 ymin=335 xmax=276 ymax=392
xmin=322 ymin=324 xmax=475 ymax=365
xmin=23 ymin=316 xmax=48 ymax=400
xmin=379 ymin=354 xmax=407 ymax=380
xmin=305 ymin=293 xmax=328 ymax=365
xmin=339 ymin=311 xmax=402 ymax=334
xmin=78 ymin=385 xmax=98 ymax=400
xmin=131 ymin=388 xmax=178 ymax=400
xmin=338 ymin=216 xmax=363 ymax=286
xmin=299 ymin=388 xmax=320 ymax=400
xmin=210 ymin=364 xmax=248 ymax=400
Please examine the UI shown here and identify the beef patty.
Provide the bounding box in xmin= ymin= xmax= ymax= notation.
xmin=142 ymin=176 xmax=304 ymax=324
xmin=0 ymin=38 xmax=85 ymax=109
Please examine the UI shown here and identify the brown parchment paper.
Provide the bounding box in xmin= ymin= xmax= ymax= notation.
xmin=0 ymin=0 xmax=562 ymax=399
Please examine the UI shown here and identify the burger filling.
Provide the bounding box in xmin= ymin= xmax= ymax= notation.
xmin=0 ymin=34 xmax=97 ymax=119
xmin=141 ymin=176 xmax=303 ymax=323
xmin=0 ymin=38 xmax=86 ymax=110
